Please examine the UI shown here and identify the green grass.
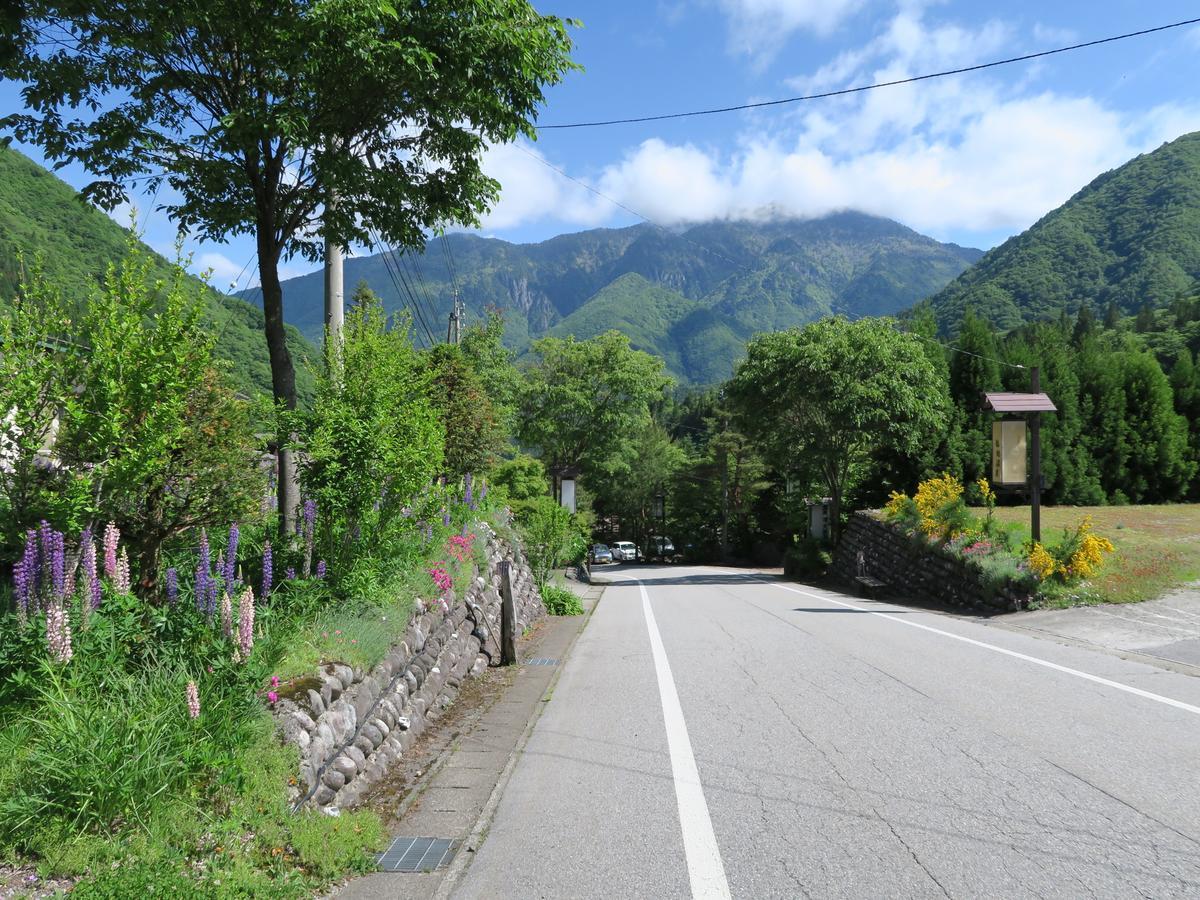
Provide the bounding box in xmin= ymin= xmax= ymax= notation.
xmin=992 ymin=504 xmax=1200 ymax=605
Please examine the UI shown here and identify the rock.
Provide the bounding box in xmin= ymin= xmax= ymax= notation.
xmin=410 ymin=625 xmax=426 ymax=652
xmin=323 ymin=769 xmax=346 ymax=791
xmin=306 ymin=689 xmax=325 ymax=717
xmin=404 ymin=671 xmax=418 ymax=695
xmin=353 ymin=688 xmax=376 ymax=724
xmin=312 ymin=784 xmax=336 ymax=806
xmin=361 ymin=723 xmax=384 ymax=748
xmin=332 ymin=663 xmax=355 ymax=690
xmin=320 ymin=805 xmax=341 ymax=818
xmin=353 ymin=735 xmax=374 ymax=755
xmin=325 ymin=701 xmax=357 ymax=745
xmin=320 ymin=680 xmax=333 ymax=708
xmin=396 ymin=716 xmax=411 ymax=731
xmin=345 ymin=745 xmax=367 ymax=770
xmin=331 ymin=754 xmax=358 ymax=781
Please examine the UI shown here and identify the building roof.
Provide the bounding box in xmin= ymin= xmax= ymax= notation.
xmin=983 ymin=392 xmax=1057 ymax=413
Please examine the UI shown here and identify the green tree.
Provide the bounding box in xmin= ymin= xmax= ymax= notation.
xmin=425 ymin=342 xmax=503 ymax=479
xmin=33 ymin=244 xmax=264 ymax=593
xmin=728 ymin=317 xmax=948 ymax=539
xmin=3 ymin=0 xmax=576 ymax=533
xmin=298 ymin=295 xmax=442 ymax=569
xmin=947 ymin=309 xmax=1002 ymax=484
xmin=518 ymin=331 xmax=672 ymax=484
xmin=461 ymin=310 xmax=520 ymax=436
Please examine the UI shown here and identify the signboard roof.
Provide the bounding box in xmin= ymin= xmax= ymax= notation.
xmin=983 ymin=392 xmax=1057 ymax=413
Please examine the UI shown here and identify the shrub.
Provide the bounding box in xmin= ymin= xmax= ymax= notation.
xmin=541 ymin=583 xmax=583 ymax=616
xmin=296 ymin=293 xmax=443 ymax=571
xmin=515 ymin=496 xmax=587 ymax=588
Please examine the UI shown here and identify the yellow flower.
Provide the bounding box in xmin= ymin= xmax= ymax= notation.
xmin=883 ymin=490 xmax=910 ymax=518
xmin=913 ymin=473 xmax=963 ymax=535
xmin=1028 ymin=542 xmax=1056 ymax=580
xmin=975 ymin=477 xmax=996 ymax=507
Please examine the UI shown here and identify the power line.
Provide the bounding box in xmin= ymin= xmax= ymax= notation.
xmin=368 ymin=226 xmax=438 ymax=347
xmin=538 ymin=17 xmax=1200 ymax=130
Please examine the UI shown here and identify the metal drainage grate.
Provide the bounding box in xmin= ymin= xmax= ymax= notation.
xmin=525 ymin=658 xmax=559 ymax=666
xmin=376 ymin=837 xmax=460 ymax=873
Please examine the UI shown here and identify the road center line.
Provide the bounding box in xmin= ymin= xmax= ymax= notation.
xmin=744 ymin=576 xmax=1200 ymax=718
xmin=638 ymin=578 xmax=732 ymax=900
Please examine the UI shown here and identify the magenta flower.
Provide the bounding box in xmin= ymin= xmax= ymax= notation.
xmin=103 ymin=522 xmax=120 ymax=579
xmin=271 ymin=675 xmax=280 ymax=688
xmin=267 ymin=690 xmax=278 ymax=704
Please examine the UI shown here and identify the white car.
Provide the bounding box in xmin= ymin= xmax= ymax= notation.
xmin=611 ymin=541 xmax=640 ymax=562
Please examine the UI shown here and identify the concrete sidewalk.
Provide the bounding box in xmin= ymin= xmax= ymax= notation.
xmin=993 ymin=589 xmax=1200 ymax=675
xmin=331 ymin=576 xmax=601 ymax=900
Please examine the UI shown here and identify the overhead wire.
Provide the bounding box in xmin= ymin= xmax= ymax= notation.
xmin=537 ymin=17 xmax=1200 ymax=130
xmin=369 ymin=227 xmax=438 ymax=347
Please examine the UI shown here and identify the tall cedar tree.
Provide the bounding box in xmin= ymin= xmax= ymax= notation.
xmin=2 ymin=0 xmax=576 ymax=534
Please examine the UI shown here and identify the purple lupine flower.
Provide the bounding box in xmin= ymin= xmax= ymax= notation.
xmin=284 ymin=566 xmax=296 ymax=580
xmin=13 ymin=533 xmax=35 ymax=623
xmin=102 ymin=522 xmax=120 ymax=579
xmin=464 ymin=472 xmax=474 ymax=510
xmin=214 ymin=549 xmax=226 ymax=596
xmin=423 ymin=522 xmax=433 ymax=545
xmin=442 ymin=507 xmax=451 ymax=528
xmin=38 ymin=520 xmax=53 ymax=589
xmin=46 ymin=600 xmax=72 ymax=663
xmin=186 ymin=681 xmax=200 ymax=719
xmin=316 ymin=559 xmax=326 ymax=580
xmin=50 ymin=529 xmax=65 ymax=600
xmin=237 ymin=586 xmax=255 ymax=658
xmin=224 ymin=522 xmax=239 ymax=592
xmin=302 ymin=500 xmax=316 ymax=577
xmin=261 ymin=541 xmax=272 ymax=597
xmin=82 ymin=531 xmax=101 ymax=610
xmin=195 ymin=529 xmax=211 ymax=613
xmin=166 ymin=567 xmax=178 ymax=606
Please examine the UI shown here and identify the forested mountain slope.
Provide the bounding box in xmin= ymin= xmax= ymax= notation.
xmin=925 ymin=131 xmax=1200 ymax=333
xmin=0 ymin=143 xmax=314 ymax=399
xmin=264 ymin=212 xmax=981 ymax=383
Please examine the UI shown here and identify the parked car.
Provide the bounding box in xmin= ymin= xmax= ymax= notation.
xmin=649 ymin=536 xmax=676 ymax=560
xmin=611 ymin=541 xmax=640 ymax=562
xmin=589 ymin=543 xmax=613 ymax=565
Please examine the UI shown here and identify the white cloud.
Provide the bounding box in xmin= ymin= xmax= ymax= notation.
xmin=716 ymin=0 xmax=868 ymax=64
xmin=477 ymin=9 xmax=1200 ymax=247
xmin=476 ymin=141 xmax=611 ymax=231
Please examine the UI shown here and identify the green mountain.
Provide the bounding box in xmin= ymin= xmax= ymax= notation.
xmin=0 ymin=143 xmax=315 ymax=400
xmin=926 ymin=131 xmax=1200 ymax=333
xmin=261 ymin=212 xmax=981 ymax=383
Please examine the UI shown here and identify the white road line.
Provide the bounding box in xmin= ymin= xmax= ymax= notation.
xmin=638 ymin=578 xmax=732 ymax=900
xmin=745 ymin=577 xmax=1200 ymax=718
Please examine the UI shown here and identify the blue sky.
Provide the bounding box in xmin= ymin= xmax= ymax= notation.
xmin=3 ymin=0 xmax=1200 ymax=291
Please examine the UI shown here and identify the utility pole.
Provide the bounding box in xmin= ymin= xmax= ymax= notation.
xmin=323 ymin=200 xmax=344 ymax=349
xmin=447 ymin=291 xmax=463 ymax=345
xmin=719 ymin=448 xmax=730 ymax=560
xmin=1030 ymin=365 xmax=1042 ymax=543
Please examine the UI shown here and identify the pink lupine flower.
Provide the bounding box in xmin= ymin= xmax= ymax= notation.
xmin=238 ymin=586 xmax=255 ymax=658
xmin=220 ymin=591 xmax=233 ymax=639
xmin=103 ymin=522 xmax=120 ymax=579
xmin=114 ymin=547 xmax=132 ymax=594
xmin=46 ymin=600 xmax=72 ymax=663
xmin=186 ymin=681 xmax=200 ymax=719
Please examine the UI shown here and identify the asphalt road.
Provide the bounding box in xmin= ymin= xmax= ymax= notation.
xmin=454 ymin=565 xmax=1200 ymax=899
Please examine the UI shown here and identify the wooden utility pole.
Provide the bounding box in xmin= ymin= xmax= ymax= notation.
xmin=1030 ymin=366 xmax=1042 ymax=543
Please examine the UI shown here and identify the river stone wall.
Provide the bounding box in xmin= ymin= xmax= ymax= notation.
xmin=273 ymin=522 xmax=544 ymax=811
xmin=831 ymin=511 xmax=1032 ymax=614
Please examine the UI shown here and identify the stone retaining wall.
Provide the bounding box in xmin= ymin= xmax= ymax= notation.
xmin=273 ymin=521 xmax=544 ymax=811
xmin=831 ymin=511 xmax=1032 ymax=614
